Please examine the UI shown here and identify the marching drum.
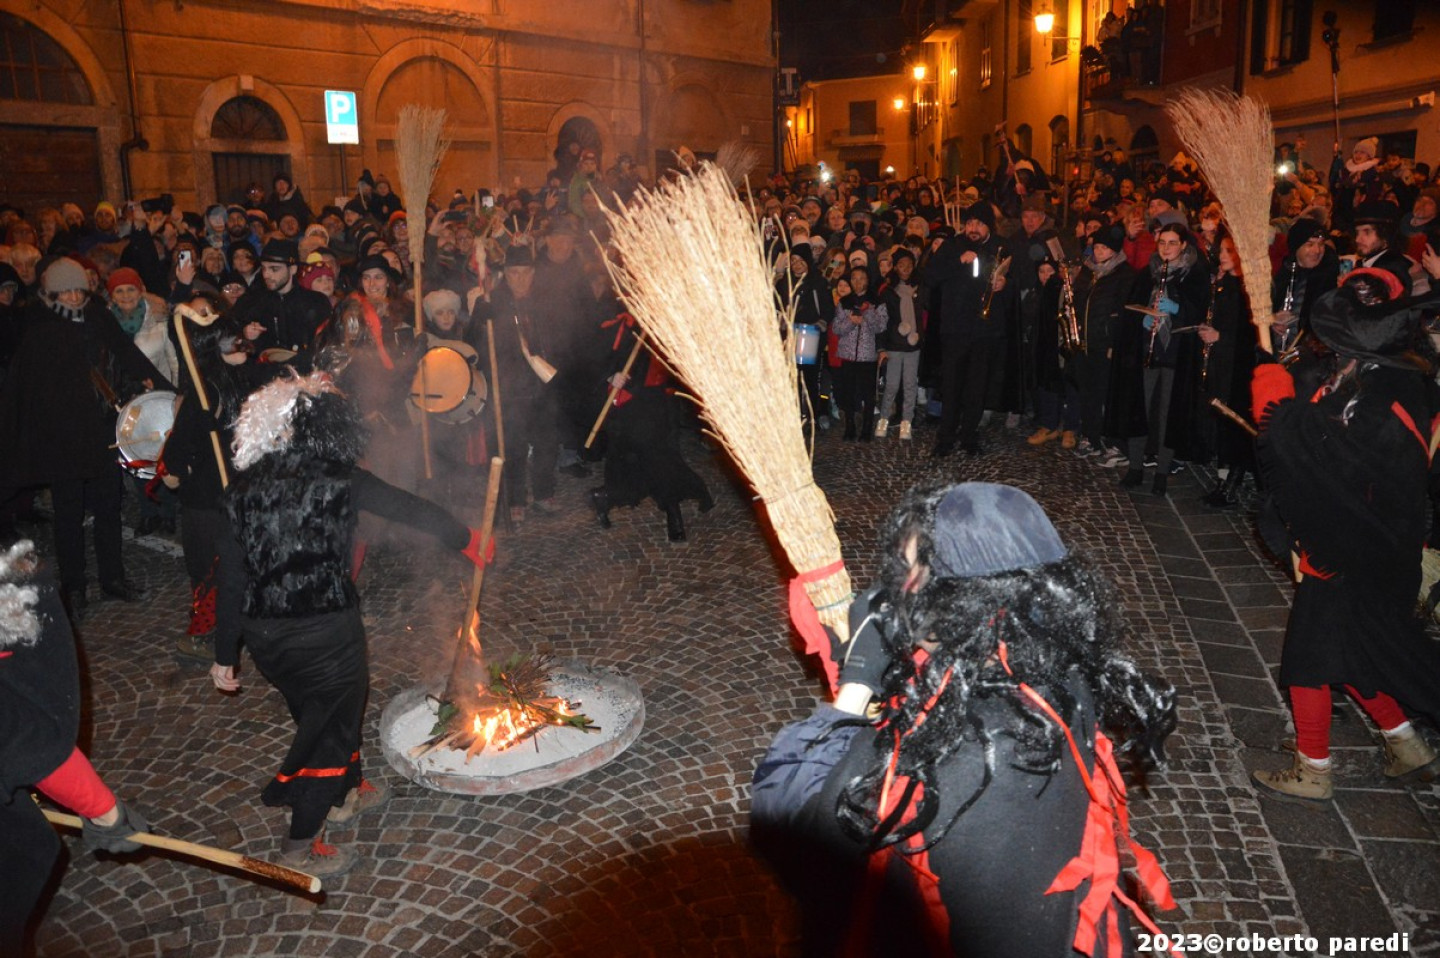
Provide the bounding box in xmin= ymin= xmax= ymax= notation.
xmin=115 ymin=390 xmax=178 ymax=478
xmin=409 ymin=341 xmax=488 ymax=425
xmin=793 ymin=323 xmax=821 ymax=366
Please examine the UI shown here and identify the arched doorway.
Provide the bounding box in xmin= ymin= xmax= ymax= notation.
xmin=1129 ymin=125 xmax=1159 ymax=172
xmin=368 ymin=47 xmax=493 ymax=204
xmin=552 ymin=116 xmax=602 ymax=183
xmin=1048 ymin=115 xmax=1070 ymax=180
xmin=0 ymin=9 xmax=105 ymax=211
xmin=209 ymin=96 xmax=291 ymax=206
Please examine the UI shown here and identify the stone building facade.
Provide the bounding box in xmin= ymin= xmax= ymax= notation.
xmin=0 ymin=0 xmax=776 ymax=214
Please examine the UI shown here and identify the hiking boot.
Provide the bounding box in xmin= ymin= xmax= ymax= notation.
xmin=1119 ymin=469 xmax=1144 ymax=489
xmin=1060 ymin=430 xmax=1077 ymax=449
xmin=1098 ymin=448 xmax=1127 ymax=469
xmin=279 ymin=833 xmax=359 ymax=879
xmin=327 ymin=779 xmax=391 ymax=825
xmin=1382 ymin=728 xmax=1439 ymax=782
xmin=898 ymin=421 xmax=912 ymax=440
xmin=1027 ymin=427 xmax=1059 ymax=446
xmin=1253 ymin=755 xmax=1333 ymax=801
xmin=175 ymin=632 xmax=214 ymax=662
xmin=873 ymin=418 xmax=889 ymax=439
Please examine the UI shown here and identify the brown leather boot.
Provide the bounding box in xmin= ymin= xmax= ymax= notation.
xmin=1253 ymin=754 xmax=1333 ymax=801
xmin=1382 ymin=727 xmax=1439 ymax=782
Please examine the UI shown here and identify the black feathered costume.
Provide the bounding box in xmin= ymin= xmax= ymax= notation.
xmin=225 ymin=372 xmax=478 ymax=841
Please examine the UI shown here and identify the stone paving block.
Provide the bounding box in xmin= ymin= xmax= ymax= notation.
xmin=1276 ymin=845 xmax=1396 ymax=942
xmin=1196 ymin=642 xmax=1271 ymax=681
xmin=1180 ymin=597 xmax=1239 ymax=622
xmin=1226 ymin=706 xmax=1290 ymax=749
xmin=1224 ymin=582 xmax=1290 ymax=608
xmin=1210 ymin=672 xmax=1285 ymax=711
xmin=1187 ymin=618 xmax=1254 ymax=647
xmin=1238 ymin=606 xmax=1293 ymax=631
xmin=1169 ymin=576 xmax=1228 ymax=602
xmin=1338 ymin=790 xmax=1440 ymax=841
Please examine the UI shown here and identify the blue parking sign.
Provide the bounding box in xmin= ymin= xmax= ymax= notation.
xmin=325 ymin=91 xmax=359 ymax=145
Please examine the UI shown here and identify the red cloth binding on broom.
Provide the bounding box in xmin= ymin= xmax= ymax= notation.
xmin=788 ymin=559 xmax=847 ymax=693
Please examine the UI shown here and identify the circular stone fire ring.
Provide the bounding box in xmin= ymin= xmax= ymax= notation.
xmin=379 ymin=661 xmax=645 ymax=796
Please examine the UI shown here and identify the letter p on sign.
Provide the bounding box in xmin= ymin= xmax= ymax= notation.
xmin=326 ymin=91 xmax=359 ymax=145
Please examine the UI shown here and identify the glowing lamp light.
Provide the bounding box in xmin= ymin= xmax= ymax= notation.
xmin=912 ymin=64 xmax=927 ymax=81
xmin=893 ymin=96 xmax=906 ymax=111
xmin=1035 ymin=7 xmax=1056 ymax=34
xmin=885 ymin=165 xmax=896 ymax=176
xmin=786 ymin=118 xmax=793 ymax=128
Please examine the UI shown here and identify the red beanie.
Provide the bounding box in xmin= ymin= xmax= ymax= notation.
xmin=106 ymin=267 xmax=144 ymax=295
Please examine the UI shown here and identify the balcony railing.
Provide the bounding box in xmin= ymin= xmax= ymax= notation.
xmin=826 ymin=128 xmax=887 ymax=147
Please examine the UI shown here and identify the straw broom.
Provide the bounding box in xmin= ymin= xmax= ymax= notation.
xmin=601 ymin=164 xmax=853 ymax=690
xmin=395 ymin=104 xmax=450 ymax=479
xmin=1165 ymin=89 xmax=1277 ymax=353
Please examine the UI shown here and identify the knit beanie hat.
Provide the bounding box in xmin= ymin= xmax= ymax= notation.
xmin=41 ymin=257 xmax=89 ymax=295
xmin=106 ymin=267 xmax=145 ymax=295
xmin=930 ymin=483 xmax=1068 ymax=579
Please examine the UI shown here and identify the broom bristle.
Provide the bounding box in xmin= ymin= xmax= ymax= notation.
xmin=715 ymin=140 xmax=760 ymax=186
xmin=601 ymin=164 xmax=852 ymax=640
xmin=1165 ymin=89 xmax=1275 ymax=334
xmin=395 ymin=105 xmax=450 ymax=269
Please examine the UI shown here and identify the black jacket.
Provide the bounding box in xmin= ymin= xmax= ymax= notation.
xmin=0 ymin=299 xmax=169 ymax=485
xmin=230 ymin=282 xmax=332 ymax=354
xmin=926 ymin=235 xmax=1015 ymax=345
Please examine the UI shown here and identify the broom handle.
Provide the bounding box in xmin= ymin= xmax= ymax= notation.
xmin=443 ymin=456 xmax=504 ymax=704
xmin=486 ymin=320 xmax=505 ymax=461
xmin=414 ymin=261 xmax=433 ymax=480
xmin=172 ymin=311 xmax=230 ymax=489
xmin=585 ymin=332 xmax=646 ymax=450
xmin=41 ymin=806 xmax=320 ymax=894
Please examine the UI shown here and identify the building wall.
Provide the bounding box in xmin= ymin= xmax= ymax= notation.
xmin=785 ymin=74 xmax=911 ymax=178
xmin=1243 ymin=1 xmax=1440 ymax=170
xmin=0 ymin=0 xmax=774 ymax=211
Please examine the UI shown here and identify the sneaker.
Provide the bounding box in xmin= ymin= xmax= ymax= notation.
xmin=898 ymin=421 xmax=912 ymax=441
xmin=1143 ymin=456 xmax=1158 ymax=469
xmin=1119 ymin=469 xmax=1144 ymax=489
xmin=873 ymin=419 xmax=889 ymax=439
xmin=1004 ymin=412 xmax=1022 ymax=430
xmin=1253 ymin=755 xmax=1333 ymax=801
xmin=175 ymin=632 xmax=214 ymax=662
xmin=1060 ymin=431 xmax=1077 ymax=450
xmin=1382 ymin=728 xmax=1439 ymax=782
xmin=279 ymin=833 xmax=359 ymax=879
xmin=529 ymin=498 xmax=561 ymax=516
xmin=328 ymin=779 xmax=392 ymax=825
xmin=1151 ymin=474 xmax=1168 ymax=497
xmin=1026 ymin=427 xmax=1059 ymax=446
xmin=1169 ymin=460 xmax=1186 ymax=475
xmin=1073 ymin=438 xmax=1097 ymax=458
xmin=978 ymin=410 xmax=994 ymax=428
xmin=1098 ymin=448 xmax=1128 ymax=469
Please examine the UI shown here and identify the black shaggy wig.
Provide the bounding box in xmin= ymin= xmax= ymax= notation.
xmin=835 ymin=480 xmax=1177 ymax=853
xmin=226 ymin=375 xmax=369 ymax=619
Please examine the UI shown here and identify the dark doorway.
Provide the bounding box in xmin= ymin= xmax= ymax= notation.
xmin=212 ymin=153 xmax=293 ymax=207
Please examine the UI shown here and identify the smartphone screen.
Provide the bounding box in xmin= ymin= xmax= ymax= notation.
xmin=177 ymin=250 xmax=193 ymax=269
xmin=482 ymin=196 xmax=495 ymax=209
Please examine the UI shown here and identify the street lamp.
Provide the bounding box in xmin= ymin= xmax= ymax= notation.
xmin=1034 ymin=5 xmax=1055 ymax=35
xmin=893 ymin=96 xmax=906 ymax=111
xmin=912 ymin=64 xmax=927 ymax=82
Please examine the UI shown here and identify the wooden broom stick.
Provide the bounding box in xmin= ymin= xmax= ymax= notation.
xmin=585 ymin=331 xmax=646 ymax=449
xmin=486 ymin=319 xmax=505 ymax=460
xmin=442 ymin=456 xmax=504 ymax=705
xmin=395 ymin=104 xmax=450 ymax=480
xmin=171 ymin=303 xmax=230 ymax=489
xmin=41 ymin=806 xmax=320 ymax=894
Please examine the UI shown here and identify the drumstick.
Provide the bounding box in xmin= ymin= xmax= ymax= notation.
xmin=40 ymin=806 xmax=321 ymax=894
xmin=585 ymin=332 xmax=647 ymax=449
xmin=171 ymin=304 xmax=230 ymax=489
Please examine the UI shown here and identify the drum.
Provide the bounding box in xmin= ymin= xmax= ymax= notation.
xmin=115 ymin=390 xmax=178 ymax=478
xmin=409 ymin=342 xmax=488 ymax=425
xmin=794 ymin=323 xmax=821 ymax=366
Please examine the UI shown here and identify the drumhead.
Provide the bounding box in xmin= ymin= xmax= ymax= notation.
xmin=411 ymin=346 xmax=477 ymax=415
xmin=115 ymin=390 xmax=178 ymax=477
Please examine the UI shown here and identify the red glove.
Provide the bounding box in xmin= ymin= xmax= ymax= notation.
xmin=463 ymin=528 xmax=496 ymax=567
xmin=1251 ymin=363 xmax=1296 ymax=428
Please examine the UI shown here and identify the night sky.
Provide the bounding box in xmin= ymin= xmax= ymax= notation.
xmin=778 ymin=0 xmax=922 ymax=82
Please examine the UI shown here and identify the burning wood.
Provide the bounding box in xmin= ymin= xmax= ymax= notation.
xmin=409 ymin=653 xmax=597 ymax=761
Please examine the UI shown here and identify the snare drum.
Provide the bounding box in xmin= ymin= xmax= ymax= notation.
xmin=793 ymin=323 xmax=821 ymax=366
xmin=409 ymin=342 xmax=489 ymax=425
xmin=115 ymin=390 xmax=178 ymax=478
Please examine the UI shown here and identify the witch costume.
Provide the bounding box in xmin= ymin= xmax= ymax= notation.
xmin=225 ymin=371 xmax=488 ymax=875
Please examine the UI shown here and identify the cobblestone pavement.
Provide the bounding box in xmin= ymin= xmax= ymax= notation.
xmin=23 ymin=413 xmax=1440 ymax=957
